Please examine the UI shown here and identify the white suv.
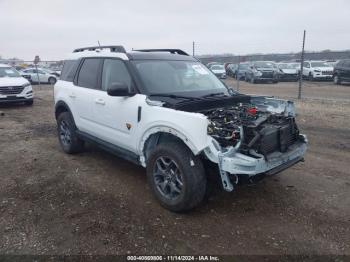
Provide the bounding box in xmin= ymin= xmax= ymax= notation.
xmin=54 ymin=46 xmax=307 ymax=212
xmin=0 ymin=64 xmax=33 ymax=105
xmin=302 ymin=61 xmax=334 ymax=81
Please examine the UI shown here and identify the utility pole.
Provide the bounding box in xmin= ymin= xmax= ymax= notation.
xmin=236 ymin=56 xmax=240 ymax=92
xmin=298 ymin=30 xmax=306 ymax=99
xmin=192 ymin=41 xmax=195 ymax=56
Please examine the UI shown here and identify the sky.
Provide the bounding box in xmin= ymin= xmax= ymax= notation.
xmin=1 ymin=0 xmax=350 ymax=61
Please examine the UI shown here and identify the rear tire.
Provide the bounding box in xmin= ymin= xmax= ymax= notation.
xmin=57 ymin=112 xmax=84 ymax=154
xmin=146 ymin=142 xmax=207 ymax=212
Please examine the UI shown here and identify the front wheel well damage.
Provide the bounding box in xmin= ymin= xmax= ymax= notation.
xmin=142 ymin=132 xmax=194 ymax=166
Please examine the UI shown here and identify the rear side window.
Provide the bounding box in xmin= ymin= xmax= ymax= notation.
xmin=77 ymin=59 xmax=101 ymax=89
xmin=61 ymin=60 xmax=79 ymax=81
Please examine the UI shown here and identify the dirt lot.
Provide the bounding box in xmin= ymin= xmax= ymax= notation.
xmin=0 ymin=80 xmax=349 ymax=255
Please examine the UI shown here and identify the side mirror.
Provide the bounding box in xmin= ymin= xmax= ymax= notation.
xmin=107 ymin=82 xmax=134 ymax=97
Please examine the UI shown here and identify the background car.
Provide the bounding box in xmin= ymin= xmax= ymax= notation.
xmin=302 ymin=61 xmax=333 ymax=81
xmin=277 ymin=63 xmax=299 ymax=81
xmin=226 ymin=63 xmax=238 ymax=77
xmin=42 ymin=68 xmax=61 ymax=77
xmin=234 ymin=62 xmax=250 ymax=80
xmin=0 ymin=64 xmax=33 ymax=105
xmin=209 ymin=64 xmax=226 ymax=79
xmin=206 ymin=62 xmax=222 ymax=69
xmin=333 ymin=59 xmax=350 ymax=85
xmin=245 ymin=61 xmax=279 ymax=83
xmin=20 ymin=68 xmax=58 ymax=85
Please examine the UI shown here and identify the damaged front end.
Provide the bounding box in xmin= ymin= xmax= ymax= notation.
xmin=202 ymin=96 xmax=307 ymax=192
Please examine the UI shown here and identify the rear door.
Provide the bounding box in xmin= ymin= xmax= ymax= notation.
xmin=37 ymin=69 xmax=49 ymax=83
xmin=303 ymin=62 xmax=310 ymax=76
xmin=72 ymin=58 xmax=104 ymax=134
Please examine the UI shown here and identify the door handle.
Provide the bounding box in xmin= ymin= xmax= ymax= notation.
xmin=69 ymin=93 xmax=76 ymax=98
xmin=95 ymin=98 xmax=105 ymax=105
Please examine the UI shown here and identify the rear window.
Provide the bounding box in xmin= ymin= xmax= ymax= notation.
xmin=60 ymin=60 xmax=79 ymax=81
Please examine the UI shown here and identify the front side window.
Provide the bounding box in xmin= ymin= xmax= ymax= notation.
xmin=132 ymin=60 xmax=228 ymax=95
xmin=77 ymin=59 xmax=101 ymax=89
xmin=101 ymin=59 xmax=132 ymax=91
xmin=0 ymin=67 xmax=21 ymax=78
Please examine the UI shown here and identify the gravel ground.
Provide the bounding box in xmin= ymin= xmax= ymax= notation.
xmin=0 ymin=81 xmax=349 ymax=256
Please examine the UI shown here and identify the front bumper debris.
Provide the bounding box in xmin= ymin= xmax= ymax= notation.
xmin=217 ymin=134 xmax=307 ymax=192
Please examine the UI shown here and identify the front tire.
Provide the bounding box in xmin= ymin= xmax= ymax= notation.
xmin=308 ymin=73 xmax=314 ymax=81
xmin=146 ymin=142 xmax=206 ymax=212
xmin=333 ymin=75 xmax=341 ymax=85
xmin=25 ymin=99 xmax=33 ymax=106
xmin=250 ymin=76 xmax=256 ymax=84
xmin=49 ymin=77 xmax=57 ymax=85
xmin=57 ymin=112 xmax=84 ymax=154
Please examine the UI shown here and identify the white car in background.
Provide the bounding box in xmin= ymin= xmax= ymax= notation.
xmin=0 ymin=64 xmax=33 ymax=105
xmin=209 ymin=64 xmax=226 ymax=79
xmin=20 ymin=68 xmax=58 ymax=85
xmin=302 ymin=61 xmax=333 ymax=81
xmin=277 ymin=63 xmax=299 ymax=81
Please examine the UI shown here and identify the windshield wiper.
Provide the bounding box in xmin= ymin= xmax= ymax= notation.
xmin=201 ymin=92 xmax=227 ymax=98
xmin=148 ymin=93 xmax=203 ymax=101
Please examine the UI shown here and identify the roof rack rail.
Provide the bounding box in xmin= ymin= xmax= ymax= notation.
xmin=134 ymin=49 xmax=189 ymax=56
xmin=73 ymin=45 xmax=126 ymax=53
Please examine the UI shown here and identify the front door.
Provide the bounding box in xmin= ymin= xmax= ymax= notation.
xmin=92 ymin=58 xmax=140 ymax=153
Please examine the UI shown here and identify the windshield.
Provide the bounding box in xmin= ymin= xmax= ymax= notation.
xmin=254 ymin=62 xmax=274 ymax=68
xmin=278 ymin=63 xmax=296 ymax=69
xmin=0 ymin=67 xmax=21 ymax=78
xmin=238 ymin=64 xmax=249 ymax=70
xmin=132 ymin=60 xmax=228 ymax=95
xmin=311 ymin=62 xmax=331 ymax=67
xmin=211 ymin=65 xmax=224 ymax=70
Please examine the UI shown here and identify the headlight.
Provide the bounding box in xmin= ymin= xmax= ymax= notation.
xmin=22 ymin=83 xmax=31 ymax=88
xmin=314 ymin=69 xmax=321 ymax=73
xmin=254 ymin=70 xmax=262 ymax=76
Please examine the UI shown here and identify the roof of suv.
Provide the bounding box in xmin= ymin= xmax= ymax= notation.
xmin=66 ymin=47 xmax=197 ymax=62
xmin=127 ymin=51 xmax=197 ymax=61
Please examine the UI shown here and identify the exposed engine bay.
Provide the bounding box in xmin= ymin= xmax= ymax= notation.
xmin=204 ymin=103 xmax=299 ymax=157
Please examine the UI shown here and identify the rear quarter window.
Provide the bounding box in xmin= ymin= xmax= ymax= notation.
xmin=60 ymin=60 xmax=79 ymax=81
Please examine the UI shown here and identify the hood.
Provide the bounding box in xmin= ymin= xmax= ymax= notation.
xmin=313 ymin=67 xmax=333 ymax=71
xmin=0 ymin=77 xmax=29 ymax=87
xmin=280 ymin=69 xmax=298 ymax=74
xmin=211 ymin=69 xmax=225 ymax=74
xmin=256 ymin=67 xmax=275 ymax=71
